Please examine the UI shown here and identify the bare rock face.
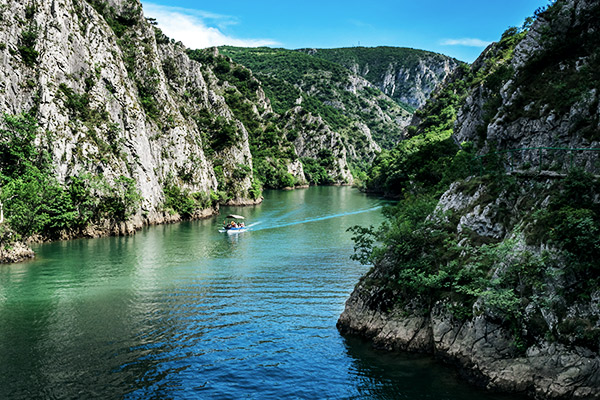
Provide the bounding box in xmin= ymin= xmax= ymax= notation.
xmin=382 ymin=56 xmax=458 ymax=109
xmin=285 ymin=107 xmax=354 ymax=185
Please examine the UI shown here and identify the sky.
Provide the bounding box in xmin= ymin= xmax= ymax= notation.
xmin=140 ymin=0 xmax=551 ymax=63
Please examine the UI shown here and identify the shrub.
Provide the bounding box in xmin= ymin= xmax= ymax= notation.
xmin=18 ymin=28 xmax=39 ymax=67
xmin=249 ymin=180 xmax=262 ymax=200
xmin=163 ymin=183 xmax=196 ymax=217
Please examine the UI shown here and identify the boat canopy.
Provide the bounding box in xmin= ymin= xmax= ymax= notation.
xmin=226 ymin=214 xmax=245 ymax=219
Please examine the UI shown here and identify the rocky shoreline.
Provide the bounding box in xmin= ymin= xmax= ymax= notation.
xmin=0 ymin=206 xmax=227 ymax=264
xmin=0 ymin=241 xmax=35 ymax=263
xmin=337 ymin=276 xmax=600 ymax=400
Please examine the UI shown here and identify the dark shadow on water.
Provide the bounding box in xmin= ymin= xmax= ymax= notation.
xmin=342 ymin=334 xmax=529 ymax=400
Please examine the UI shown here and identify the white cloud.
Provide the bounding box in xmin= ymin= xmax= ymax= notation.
xmin=141 ymin=2 xmax=279 ymax=49
xmin=440 ymin=38 xmax=491 ymax=47
xmin=348 ymin=19 xmax=374 ymax=29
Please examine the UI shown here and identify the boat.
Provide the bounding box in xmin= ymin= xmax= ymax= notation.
xmin=220 ymin=214 xmax=247 ymax=233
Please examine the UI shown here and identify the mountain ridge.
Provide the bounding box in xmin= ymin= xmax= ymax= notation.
xmin=298 ymin=46 xmax=462 ymax=110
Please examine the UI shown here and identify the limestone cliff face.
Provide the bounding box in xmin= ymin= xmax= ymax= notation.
xmin=370 ymin=55 xmax=457 ymax=110
xmin=0 ymin=0 xmax=268 ymax=234
xmin=339 ymin=1 xmax=600 ymax=398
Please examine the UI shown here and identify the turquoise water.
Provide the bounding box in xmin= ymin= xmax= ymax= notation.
xmin=0 ymin=187 xmax=522 ymax=399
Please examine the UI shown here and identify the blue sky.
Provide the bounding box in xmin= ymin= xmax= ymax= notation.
xmin=141 ymin=0 xmax=550 ymax=62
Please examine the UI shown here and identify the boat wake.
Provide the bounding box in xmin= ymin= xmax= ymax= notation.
xmin=250 ymin=205 xmax=382 ymax=232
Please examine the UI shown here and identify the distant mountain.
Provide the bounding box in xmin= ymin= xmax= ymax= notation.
xmin=219 ymin=46 xmax=412 ymax=161
xmin=220 ymin=46 xmax=460 ymax=161
xmin=298 ymin=46 xmax=462 ymax=110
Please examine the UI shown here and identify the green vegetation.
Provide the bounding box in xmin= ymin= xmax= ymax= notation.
xmin=188 ymin=49 xmax=261 ymax=101
xmin=363 ymin=23 xmax=531 ymax=197
xmin=193 ymin=109 xmax=240 ymax=154
xmin=526 ymin=169 xmax=600 ymax=295
xmin=18 ymin=28 xmax=38 ymax=67
xmin=0 ymin=113 xmax=141 ymax=240
xmin=87 ymin=0 xmax=141 ymax=39
xmin=59 ymin=83 xmax=98 ymax=122
xmin=301 ymin=150 xmax=337 ymax=185
xmin=163 ymin=182 xmax=215 ymax=217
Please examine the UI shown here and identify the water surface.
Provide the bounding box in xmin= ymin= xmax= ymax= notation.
xmin=0 ymin=187 xmax=522 ymax=399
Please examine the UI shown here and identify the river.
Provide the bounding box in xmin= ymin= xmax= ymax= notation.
xmin=0 ymin=187 xmax=523 ymax=399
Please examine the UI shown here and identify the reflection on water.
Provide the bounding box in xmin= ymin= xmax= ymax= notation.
xmin=343 ymin=336 xmax=527 ymax=400
xmin=0 ymin=187 xmax=523 ymax=399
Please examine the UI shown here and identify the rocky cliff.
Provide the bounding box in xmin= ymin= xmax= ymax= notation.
xmin=0 ymin=0 xmax=256 ymax=222
xmin=300 ymin=46 xmax=461 ymax=110
xmin=339 ymin=1 xmax=600 ymax=399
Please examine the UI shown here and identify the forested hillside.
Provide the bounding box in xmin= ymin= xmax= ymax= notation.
xmin=219 ymin=46 xmax=410 ymax=161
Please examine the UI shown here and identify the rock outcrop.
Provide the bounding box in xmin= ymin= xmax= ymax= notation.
xmin=339 ymin=285 xmax=600 ymax=399
xmin=284 ymin=106 xmax=354 ymax=184
xmin=0 ymin=241 xmax=35 ymax=263
xmin=339 ymin=1 xmax=600 ymax=399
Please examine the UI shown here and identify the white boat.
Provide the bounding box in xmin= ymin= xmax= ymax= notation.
xmin=220 ymin=214 xmax=247 ymax=233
